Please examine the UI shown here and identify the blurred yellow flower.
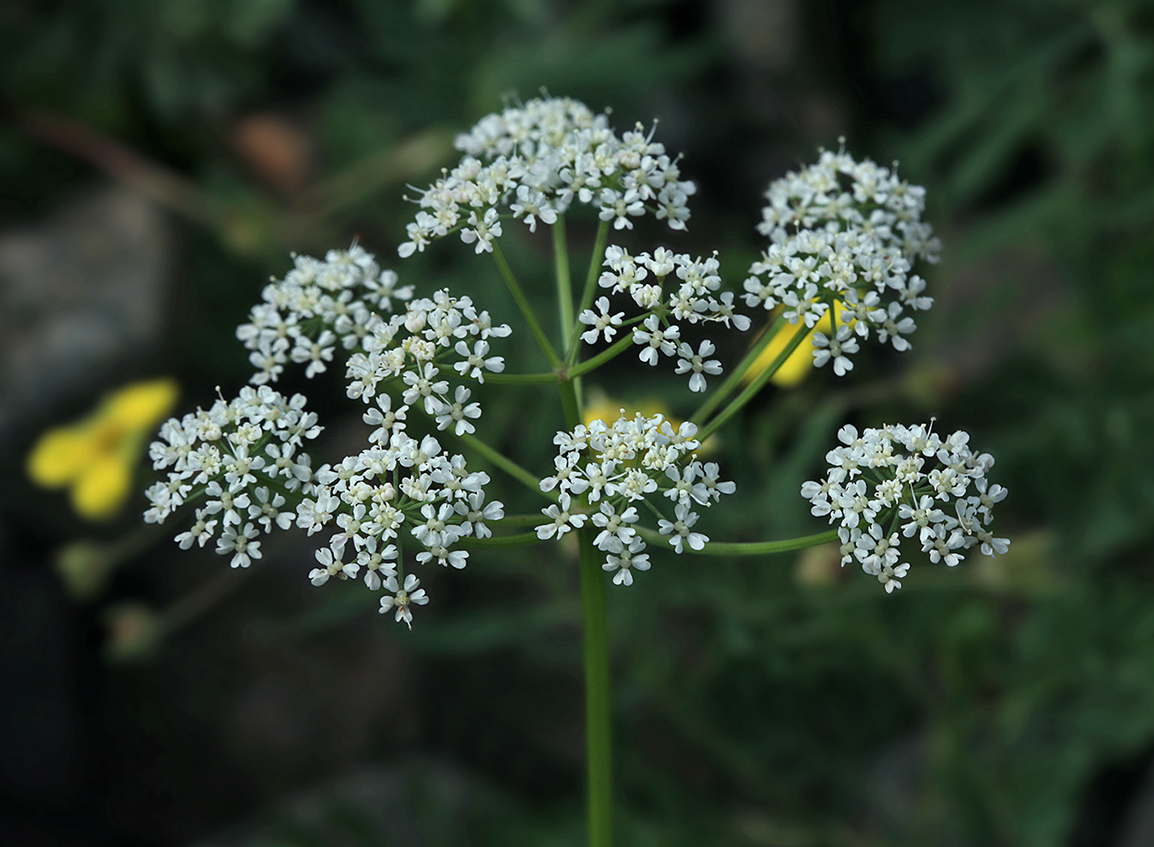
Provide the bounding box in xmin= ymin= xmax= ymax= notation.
xmin=27 ymin=377 xmax=179 ymax=521
xmin=742 ymin=302 xmax=850 ymax=388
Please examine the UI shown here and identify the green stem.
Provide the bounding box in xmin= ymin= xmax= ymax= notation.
xmin=567 ymin=219 xmax=611 ymax=365
xmin=455 ymin=431 xmax=553 ymax=500
xmin=558 ymin=370 xmax=613 ymax=847
xmin=636 ymin=527 xmax=839 ymax=555
xmin=499 ymin=513 xmax=554 ymax=527
xmin=691 ymin=312 xmax=788 ymax=425
xmin=696 ymin=321 xmax=812 ymax=442
xmin=492 ymin=242 xmax=563 ymax=370
xmin=554 ymin=216 xmax=575 ymax=352
xmin=579 ymin=527 xmax=613 ymax=847
xmin=481 ymin=371 xmax=560 ymax=385
xmin=568 ymin=332 xmax=637 ymax=380
xmin=559 ymin=360 xmax=583 ymax=426
xmin=455 ymin=531 xmax=541 ymax=549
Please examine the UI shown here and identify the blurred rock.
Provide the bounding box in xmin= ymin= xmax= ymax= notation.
xmin=0 ymin=185 xmax=171 ymax=440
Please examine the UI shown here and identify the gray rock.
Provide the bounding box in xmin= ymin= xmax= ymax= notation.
xmin=0 ymin=184 xmax=171 ymax=438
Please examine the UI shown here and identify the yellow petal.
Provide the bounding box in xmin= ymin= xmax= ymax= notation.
xmin=104 ymin=377 xmax=179 ymax=430
xmin=743 ymin=301 xmax=853 ymax=389
xmin=757 ymin=326 xmax=816 ymax=387
xmin=72 ymin=455 xmax=132 ymax=521
xmin=27 ymin=426 xmax=97 ymax=488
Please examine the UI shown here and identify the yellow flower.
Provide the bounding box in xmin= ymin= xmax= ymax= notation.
xmin=27 ymin=377 xmax=179 ymax=521
xmin=742 ymin=301 xmax=851 ymax=388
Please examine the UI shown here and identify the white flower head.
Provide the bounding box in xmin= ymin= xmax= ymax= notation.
xmin=802 ymin=421 xmax=1008 ymax=592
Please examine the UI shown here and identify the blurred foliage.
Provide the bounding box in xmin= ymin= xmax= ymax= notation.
xmin=6 ymin=1 xmax=1154 ymax=847
xmin=874 ymin=0 xmax=1154 ymax=563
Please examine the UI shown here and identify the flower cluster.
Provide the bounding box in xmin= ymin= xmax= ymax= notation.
xmin=274 ymin=248 xmax=514 ymax=627
xmin=296 ymin=425 xmax=505 ymax=628
xmin=148 ymin=242 xmax=515 ymax=628
xmin=586 ymin=246 xmax=751 ymax=392
xmin=239 ymin=244 xmax=510 ymax=441
xmin=141 ymin=95 xmax=1005 ymax=631
xmin=145 ymin=386 xmax=322 ymax=568
xmin=742 ymin=147 xmax=940 ymax=376
xmin=537 ymin=413 xmax=735 ymax=585
xmin=801 ymin=422 xmax=1009 ymax=592
xmin=399 ymin=95 xmax=697 ymax=257
xmin=238 ymin=244 xmax=415 ymax=386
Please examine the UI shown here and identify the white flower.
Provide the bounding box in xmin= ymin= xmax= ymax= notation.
xmin=357 ymin=537 xmax=399 ymax=590
xmin=216 ymin=522 xmax=262 ymax=568
xmin=633 ymin=315 xmax=680 ymax=365
xmin=460 ymin=208 xmax=503 ymax=254
xmin=674 ymin=340 xmax=723 ymax=392
xmin=175 ymin=512 xmax=217 ymax=549
xmin=591 ymin=502 xmax=639 ymax=551
xmin=536 ymin=493 xmax=588 ymax=540
xmin=453 ymin=339 xmax=505 ymax=382
xmin=812 ymin=325 xmax=859 ymax=376
xmin=657 ymin=504 xmax=708 ymax=554
xmin=454 ymin=491 xmax=504 ymax=539
xmin=434 ymin=385 xmax=482 ymax=436
xmin=309 ymin=540 xmax=358 ymax=586
xmin=363 ymin=393 xmax=408 ymax=441
xmin=579 ymin=297 xmax=625 ymax=344
xmin=602 ymin=539 xmax=651 ymax=586
xmin=379 ymin=573 xmax=429 ymax=629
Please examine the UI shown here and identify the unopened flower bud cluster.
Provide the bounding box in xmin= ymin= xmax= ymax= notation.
xmin=584 ymin=246 xmax=752 ymax=393
xmin=145 ymin=386 xmax=322 ymax=568
xmin=537 ymin=413 xmax=735 ymax=585
xmin=801 ymin=423 xmax=1010 ymax=593
xmin=399 ymin=96 xmax=697 ymax=257
xmin=742 ymin=147 xmax=941 ymax=376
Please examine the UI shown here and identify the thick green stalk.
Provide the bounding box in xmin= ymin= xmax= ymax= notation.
xmin=579 ymin=527 xmax=613 ymax=847
xmin=559 ymin=374 xmax=613 ymax=847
